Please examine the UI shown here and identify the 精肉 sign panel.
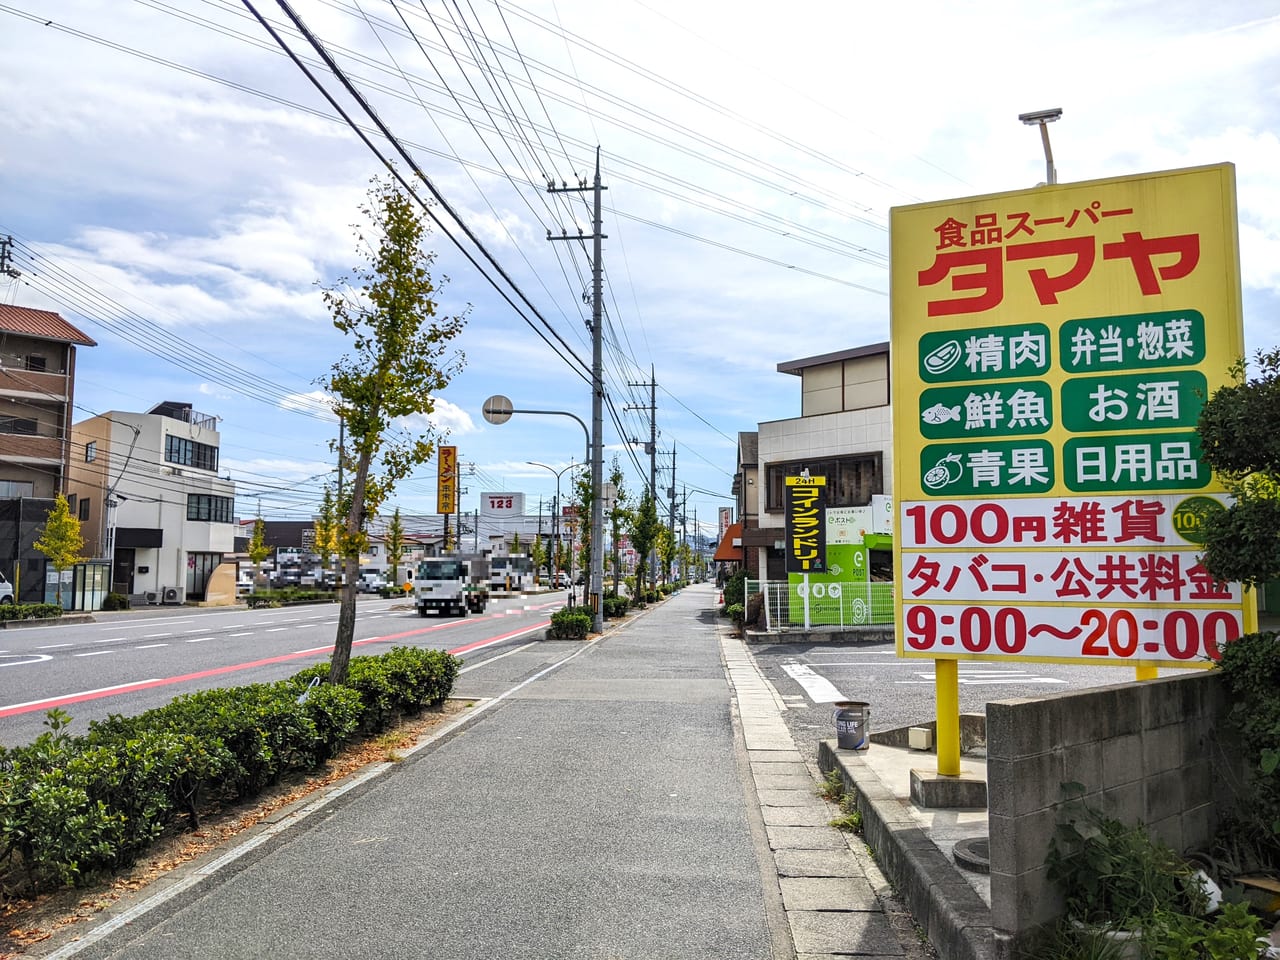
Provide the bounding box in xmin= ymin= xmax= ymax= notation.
xmin=890 ymin=163 xmax=1252 ymax=666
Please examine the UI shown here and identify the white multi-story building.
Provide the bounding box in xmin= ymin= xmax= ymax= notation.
xmin=745 ymin=343 xmax=894 ymax=581
xmin=68 ymin=401 xmax=237 ymax=603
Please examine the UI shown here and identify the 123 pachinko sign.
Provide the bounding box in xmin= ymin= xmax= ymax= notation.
xmin=890 ymin=164 xmax=1253 ymax=667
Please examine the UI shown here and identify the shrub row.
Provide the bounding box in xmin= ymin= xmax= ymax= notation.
xmin=0 ymin=646 xmax=459 ymax=895
xmin=0 ymin=602 xmax=64 ymax=622
xmin=246 ymin=588 xmax=338 ymax=608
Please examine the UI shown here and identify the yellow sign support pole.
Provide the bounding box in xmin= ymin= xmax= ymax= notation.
xmin=935 ymin=658 xmax=960 ymax=776
xmin=1135 ymin=664 xmax=1158 ymax=682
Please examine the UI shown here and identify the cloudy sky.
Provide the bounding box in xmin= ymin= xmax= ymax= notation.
xmin=2 ymin=1 xmax=1278 ymax=543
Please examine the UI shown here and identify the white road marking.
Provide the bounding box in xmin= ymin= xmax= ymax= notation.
xmin=74 ymin=650 xmax=114 ymax=657
xmin=186 ymin=637 xmax=213 ymax=643
xmin=144 ymin=633 xmax=172 ymax=639
xmin=265 ymin=628 xmax=288 ymax=633
xmin=897 ymin=673 xmax=1067 ymax=686
xmin=135 ymin=644 xmax=168 ymax=649
xmin=184 ymin=629 xmax=206 ymax=634
xmin=0 ymin=653 xmax=53 ymax=667
xmin=95 ymin=637 xmax=126 ymax=643
xmin=1 ymin=680 xmax=163 ymax=712
xmin=781 ymin=662 xmax=847 ymax=703
xmin=459 ymin=641 xmax=540 ymax=673
xmin=228 ymin=632 xmax=253 ymax=638
xmin=37 ymin=642 xmax=74 ymax=649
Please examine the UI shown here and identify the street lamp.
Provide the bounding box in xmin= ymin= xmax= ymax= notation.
xmin=527 ymin=460 xmax=587 ymax=597
xmin=1018 ymin=107 xmax=1063 ymax=185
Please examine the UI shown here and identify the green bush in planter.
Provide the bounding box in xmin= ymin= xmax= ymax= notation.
xmin=549 ymin=607 xmax=591 ymax=640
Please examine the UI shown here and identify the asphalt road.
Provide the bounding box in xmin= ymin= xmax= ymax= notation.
xmin=0 ymin=593 xmax=572 ymax=747
xmin=748 ymin=638 xmax=1206 ymax=763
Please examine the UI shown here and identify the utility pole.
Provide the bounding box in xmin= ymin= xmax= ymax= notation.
xmin=548 ymin=149 xmax=607 ymax=632
xmin=666 ymin=448 xmax=677 ymax=583
xmin=0 ymin=236 xmax=20 ymax=279
xmin=626 ymin=367 xmax=658 ymax=591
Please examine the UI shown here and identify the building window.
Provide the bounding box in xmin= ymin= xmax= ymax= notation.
xmin=0 ymin=417 xmax=38 ymax=436
xmin=166 ymin=434 xmax=219 ymax=472
xmin=24 ymin=355 xmax=47 ymax=372
xmin=187 ymin=494 xmax=234 ymax=523
xmin=370 ymin=546 xmax=380 ymax=556
xmin=67 ymin=494 xmax=77 ymax=514
xmin=85 ymin=441 xmax=97 ymax=462
xmin=0 ymin=480 xmax=34 ymax=497
xmin=79 ymin=498 xmax=90 ymax=522
xmin=764 ymin=454 xmax=883 ymax=511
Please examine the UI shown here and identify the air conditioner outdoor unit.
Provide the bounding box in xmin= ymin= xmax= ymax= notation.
xmin=145 ymin=591 xmax=159 ymax=604
xmin=162 ymin=586 xmax=180 ymax=604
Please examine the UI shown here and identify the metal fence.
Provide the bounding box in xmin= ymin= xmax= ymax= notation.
xmin=749 ymin=580 xmax=896 ymax=633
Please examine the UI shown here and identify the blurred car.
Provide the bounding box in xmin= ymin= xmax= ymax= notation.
xmin=0 ymin=571 xmax=13 ymax=604
xmin=553 ymin=571 xmax=570 ymax=589
xmin=357 ymin=574 xmax=387 ymax=594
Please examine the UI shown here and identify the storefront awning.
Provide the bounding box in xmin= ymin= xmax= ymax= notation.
xmin=713 ymin=522 xmax=744 ymax=563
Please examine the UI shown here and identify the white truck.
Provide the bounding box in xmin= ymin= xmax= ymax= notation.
xmin=413 ymin=556 xmax=490 ymax=617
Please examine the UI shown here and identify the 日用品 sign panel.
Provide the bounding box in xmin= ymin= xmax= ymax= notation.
xmin=890 ymin=163 xmax=1252 ymax=667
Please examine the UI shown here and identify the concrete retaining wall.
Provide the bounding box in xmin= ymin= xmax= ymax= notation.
xmin=987 ymin=671 xmax=1247 ymax=949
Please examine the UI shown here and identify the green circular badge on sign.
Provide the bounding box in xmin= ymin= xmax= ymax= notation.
xmin=1171 ymin=496 xmax=1224 ymax=545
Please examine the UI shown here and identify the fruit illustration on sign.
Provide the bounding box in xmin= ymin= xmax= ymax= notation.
xmin=923 ymin=452 xmax=963 ymax=490
xmin=923 ymin=339 xmax=962 ymax=375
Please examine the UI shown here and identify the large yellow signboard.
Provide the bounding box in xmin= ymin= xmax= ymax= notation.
xmin=437 ymin=445 xmax=457 ymax=515
xmin=890 ymin=163 xmax=1252 ymax=667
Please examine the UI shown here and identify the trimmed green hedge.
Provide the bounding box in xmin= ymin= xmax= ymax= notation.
xmin=0 ymin=646 xmax=459 ymax=895
xmin=548 ymin=606 xmax=591 ymax=640
xmin=0 ymin=602 xmax=64 ymax=622
xmin=603 ymin=594 xmax=629 ymax=619
xmin=246 ymin=588 xmax=338 ymax=608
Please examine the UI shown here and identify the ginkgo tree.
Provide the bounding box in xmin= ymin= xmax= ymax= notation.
xmin=33 ymin=494 xmax=84 ymax=607
xmin=322 ymin=174 xmax=469 ymax=684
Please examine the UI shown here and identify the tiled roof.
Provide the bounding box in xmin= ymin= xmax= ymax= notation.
xmin=0 ymin=304 xmax=97 ymax=346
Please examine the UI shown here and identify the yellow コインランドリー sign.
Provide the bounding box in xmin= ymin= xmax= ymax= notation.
xmin=889 ymin=163 xmax=1252 ymax=668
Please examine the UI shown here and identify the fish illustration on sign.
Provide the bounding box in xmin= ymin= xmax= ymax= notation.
xmin=921 ymin=402 xmax=962 ymax=425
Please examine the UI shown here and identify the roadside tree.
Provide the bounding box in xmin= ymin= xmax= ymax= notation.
xmin=322 ymin=175 xmax=469 ymax=683
xmin=386 ymin=507 xmax=406 ymax=585
xmin=657 ymin=525 xmax=676 ymax=586
xmin=314 ymin=485 xmax=338 ymax=583
xmin=33 ymin=494 xmax=84 ymax=606
xmin=605 ymin=458 xmax=630 ymax=594
xmin=529 ymin=534 xmax=546 ymax=584
xmin=627 ymin=489 xmax=661 ymax=596
xmin=248 ymin=517 xmax=271 ymax=588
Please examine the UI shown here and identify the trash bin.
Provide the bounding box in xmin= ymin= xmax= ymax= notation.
xmin=833 ymin=701 xmax=871 ymax=750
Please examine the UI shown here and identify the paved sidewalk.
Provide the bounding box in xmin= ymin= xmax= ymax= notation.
xmin=37 ymin=583 xmax=927 ymax=960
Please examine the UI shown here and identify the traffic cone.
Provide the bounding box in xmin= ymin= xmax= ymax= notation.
xmin=717 ymin=591 xmax=724 ymax=605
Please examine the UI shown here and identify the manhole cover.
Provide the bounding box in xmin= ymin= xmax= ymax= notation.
xmin=953 ymin=836 xmax=990 ymax=874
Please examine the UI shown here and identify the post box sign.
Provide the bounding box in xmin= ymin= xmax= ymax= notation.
xmin=890 ymin=163 xmax=1252 ymax=667
xmin=437 ymin=445 xmax=457 ymax=515
xmin=784 ymin=475 xmax=827 ymax=573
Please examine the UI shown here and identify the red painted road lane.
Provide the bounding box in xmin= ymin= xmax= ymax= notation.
xmin=0 ymin=617 xmax=550 ymax=719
